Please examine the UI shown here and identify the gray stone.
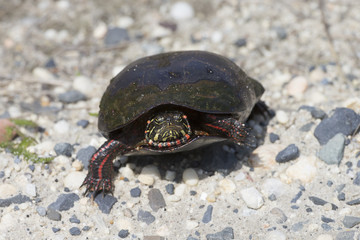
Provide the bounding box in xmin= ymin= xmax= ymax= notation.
xmin=308 ymin=196 xmax=338 ymax=210
xmin=148 ymin=188 xmax=166 ymax=212
xmin=69 ymin=227 xmax=81 ymax=236
xmin=343 ymin=216 xmax=360 ymax=228
xmin=291 ymin=222 xmax=304 ymax=232
xmin=47 ymin=208 xmax=61 ymax=221
xmin=311 ymin=108 xmax=327 ymax=119
xmin=130 ymin=187 xmax=141 ymax=198
xmin=104 ymin=27 xmax=129 ymax=46
xmin=321 ymin=223 xmax=332 ymax=231
xmin=76 ymin=146 xmax=97 ymax=169
xmin=202 ymin=205 xmax=213 ymax=224
xmin=36 ymin=206 xmax=47 ymax=216
xmin=276 ymin=144 xmax=300 ymax=163
xmin=54 ymin=142 xmax=73 ymax=157
xmin=269 ymin=132 xmax=280 ymax=143
xmin=234 ymin=38 xmax=247 ymax=48
xmin=28 ymin=164 xmax=35 ymax=172
xmin=69 ymin=214 xmax=80 ymax=223
xmin=76 ymin=119 xmax=89 ymax=128
xmin=314 ymin=108 xmax=360 ymax=145
xmin=94 ymin=194 xmax=117 ymax=214
xmin=58 ymin=90 xmax=86 ymax=103
xmin=118 ymin=229 xmax=130 ymax=238
xmin=0 ymin=194 xmax=31 ymax=208
xmin=0 ymin=171 xmax=4 ymax=178
xmin=346 ymin=198 xmax=360 ymax=206
xmin=52 ymin=227 xmax=60 ymax=233
xmin=335 ymin=231 xmax=355 ymax=240
xmin=321 ymin=215 xmax=335 ymax=223
xmin=337 ymin=192 xmax=346 ymax=201
xmin=318 ymin=133 xmax=345 ymax=165
xmin=274 ymin=26 xmax=287 ymax=40
xmin=206 ymin=227 xmax=234 ymax=240
xmin=353 ymin=172 xmax=360 ymax=186
xmin=299 ymin=122 xmax=315 ymax=132
xmin=270 ymin=207 xmax=287 ymax=224
xmin=48 ymin=193 xmax=80 ymax=211
xmin=137 ymin=209 xmax=155 ymax=225
xmin=165 ymin=183 xmax=175 ymax=195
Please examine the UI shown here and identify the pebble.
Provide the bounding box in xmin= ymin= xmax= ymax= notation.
xmin=94 ymin=194 xmax=118 ymax=214
xmin=202 ymin=205 xmax=213 ymax=223
xmin=130 ymin=187 xmax=141 ymax=198
xmin=0 ymin=119 xmax=16 ymax=143
xmin=0 ymin=183 xmax=17 ymax=198
xmin=76 ymin=119 xmax=89 ymax=128
xmin=165 ymin=170 xmax=176 ymax=181
xmin=25 ymin=183 xmax=37 ymax=197
xmin=47 ymin=208 xmax=62 ymax=221
xmin=274 ymin=26 xmax=288 ymax=40
xmin=28 ymin=164 xmax=35 ymax=172
xmin=234 ymin=38 xmax=247 ymax=48
xmin=58 ymin=90 xmax=86 ymax=103
xmin=314 ymin=108 xmax=360 ymax=145
xmin=53 ymin=120 xmax=70 ymax=135
xmin=337 ymin=192 xmax=345 ymax=201
xmin=276 ymin=110 xmax=289 ymax=124
xmin=138 ymin=165 xmax=160 ymax=185
xmin=64 ymin=171 xmax=86 ymax=190
xmin=346 ymin=198 xmax=360 ymax=206
xmin=316 ymin=234 xmax=333 ymax=240
xmin=269 ymin=133 xmax=280 ymax=143
xmin=321 ymin=215 xmax=335 ymax=223
xmin=69 ymin=214 xmax=80 ymax=224
xmin=285 ymin=156 xmax=317 ymax=183
xmin=69 ymin=227 xmax=81 ymax=236
xmin=36 ymin=206 xmax=47 ymax=216
xmin=353 ymin=172 xmax=360 ymax=185
xmin=76 ymin=146 xmax=97 ymax=169
xmin=137 ymin=209 xmax=155 ymax=225
xmin=170 ymin=2 xmax=194 ymax=20
xmin=335 ymin=231 xmax=355 ymax=240
xmin=183 ymin=168 xmax=199 ymax=186
xmin=0 ymin=171 xmax=4 ymax=178
xmin=48 ymin=193 xmax=80 ymax=211
xmin=73 ymin=75 xmax=95 ymax=96
xmin=120 ymin=165 xmax=135 ymax=179
xmin=165 ymin=184 xmax=175 ymax=195
xmin=276 ymin=144 xmax=300 ymax=163
xmin=240 ymin=187 xmax=264 ymax=209
xmin=93 ymin=22 xmax=107 ymax=39
xmin=118 ymin=229 xmax=130 ymax=238
xmin=52 ymin=227 xmax=61 ymax=233
xmin=0 ymin=194 xmax=31 ymax=208
xmin=174 ymin=184 xmax=187 ymax=197
xmin=261 ymin=178 xmax=287 ymax=198
xmin=317 ymin=133 xmax=345 ymax=165
xmin=287 ymin=76 xmax=308 ymax=98
xmin=32 ymin=67 xmax=56 ymax=82
xmin=148 ymin=188 xmax=166 ymax=212
xmin=205 ymin=227 xmax=234 ymax=240
xmin=270 ymin=207 xmax=288 ymax=224
xmin=104 ymin=27 xmax=129 ymax=46
xmin=266 ymin=230 xmax=287 ymax=240
xmin=218 ymin=179 xmax=236 ymax=193
xmin=342 ymin=215 xmax=360 ymax=228
xmin=308 ymin=196 xmax=338 ymax=210
xmin=311 ymin=108 xmax=327 ymax=120
xmin=321 ymin=223 xmax=332 ymax=231
xmin=72 ymin=160 xmax=83 ymax=171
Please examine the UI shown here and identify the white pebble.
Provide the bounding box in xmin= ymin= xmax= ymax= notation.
xmin=175 ymin=183 xmax=187 ymax=196
xmin=165 ymin=170 xmax=176 ymax=181
xmin=27 ymin=141 xmax=55 ymax=155
xmin=186 ymin=220 xmax=199 ymax=230
xmin=240 ymin=187 xmax=264 ymax=209
xmin=44 ymin=29 xmax=58 ymax=40
xmin=72 ymin=160 xmax=83 ymax=171
xmin=287 ymin=76 xmax=308 ymax=98
xmin=0 ymin=183 xmax=17 ymax=198
xmin=167 ymin=195 xmax=181 ymax=202
xmin=56 ymin=0 xmax=70 ymax=10
xmin=170 ymin=1 xmax=194 ymax=20
xmin=138 ymin=165 xmax=160 ymax=185
xmin=339 ymin=207 xmax=351 ymax=215
xmin=316 ymin=234 xmax=333 ymax=240
xmin=285 ymin=156 xmax=317 ymax=183
xmin=261 ymin=178 xmax=288 ymax=198
xmin=119 ymin=166 xmax=134 ymax=179
xmin=309 ymin=68 xmax=325 ymax=82
xmin=93 ymin=22 xmax=107 ymax=39
xmin=8 ymin=106 xmax=22 ymax=118
xmin=266 ymin=230 xmax=287 ymax=240
xmin=183 ymin=168 xmax=199 ymax=186
xmin=73 ymin=75 xmax=95 ymax=96
xmin=276 ymin=110 xmax=289 ymax=124
xmin=116 ymin=16 xmax=134 ymax=28
xmin=211 ymin=31 xmax=223 ymax=43
xmin=53 ymin=120 xmax=70 ymax=135
xmin=33 ymin=67 xmax=56 ymax=81
xmin=234 ymin=172 xmax=246 ymax=181
xmin=64 ymin=171 xmax=86 ymax=190
xmin=25 ymin=183 xmax=37 ymax=197
xmin=218 ymin=179 xmax=236 ymax=193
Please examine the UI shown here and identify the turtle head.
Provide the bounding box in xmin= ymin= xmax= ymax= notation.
xmin=145 ymin=111 xmax=192 ymax=147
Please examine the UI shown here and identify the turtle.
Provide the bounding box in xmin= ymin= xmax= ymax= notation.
xmin=81 ymin=51 xmax=265 ymax=197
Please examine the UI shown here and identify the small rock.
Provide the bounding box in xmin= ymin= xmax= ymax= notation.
xmin=321 ymin=223 xmax=332 ymax=231
xmin=276 ymin=110 xmax=289 ymax=124
xmin=47 ymin=208 xmax=61 ymax=221
xmin=314 ymin=108 xmax=360 ymax=145
xmin=218 ymin=179 xmax=236 ymax=193
xmin=28 ymin=164 xmax=35 ymax=172
xmin=343 ymin=215 xmax=360 ymax=228
xmin=72 ymin=160 xmax=83 ymax=171
xmin=76 ymin=146 xmax=97 ymax=169
xmin=69 ymin=215 xmax=80 ymax=224
xmin=93 ymin=22 xmax=107 ymax=39
xmin=276 ymin=144 xmax=300 ymax=163
xmin=291 ymin=191 xmax=303 ymax=203
xmin=335 ymin=231 xmax=355 ymax=240
xmin=36 ymin=206 xmax=47 ymax=216
xmin=170 ymin=1 xmax=194 ymax=20
xmin=311 ymin=108 xmax=327 ymax=120
xmin=104 ymin=27 xmax=129 ymax=46
xmin=287 ymin=76 xmax=308 ymax=98
xmin=285 ymin=156 xmax=317 ymax=183
xmin=94 ymin=194 xmax=117 ymax=214
xmin=48 ymin=193 xmax=80 ymax=211
xmin=118 ymin=229 xmax=130 ymax=238
xmin=353 ymin=172 xmax=360 ymax=185
xmin=175 ymin=184 xmax=186 ymax=197
xmin=261 ymin=178 xmax=287 ymax=198
xmin=266 ymin=230 xmax=287 ymax=240
xmin=25 ymin=183 xmax=36 ymax=197
xmin=0 ymin=194 xmax=31 ymax=208
xmin=58 ymin=90 xmax=86 ymax=103
xmin=52 ymin=227 xmax=61 ymax=233
xmin=76 ymin=119 xmax=89 ymax=128
xmin=317 ymin=133 xmax=345 ymax=165
xmin=337 ymin=192 xmax=345 ymax=201
xmin=130 ymin=187 xmax=141 ymax=198
xmin=165 ymin=170 xmax=176 ymax=181
xmin=138 ymin=165 xmax=160 ymax=185
xmin=269 ymin=133 xmax=280 ymax=143
xmin=165 ymin=184 xmax=175 ymax=195
xmin=274 ymin=26 xmax=287 ymax=40
xmin=202 ymin=205 xmax=213 ymax=223
xmin=148 ymin=188 xmax=166 ymax=212
xmin=234 ymin=38 xmax=247 ymax=48
xmin=270 ymin=207 xmax=288 ymax=224
xmin=69 ymin=227 xmax=81 ymax=236
xmin=205 ymin=227 xmax=234 ymax=240
xmin=346 ymin=198 xmax=360 ymax=206
xmin=53 ymin=120 xmax=70 ymax=135
xmin=33 ymin=67 xmax=56 ymax=81
xmin=73 ymin=75 xmax=94 ymax=96
xmin=240 ymin=187 xmax=264 ymax=209
xmin=321 ymin=215 xmax=335 ymax=223
xmin=308 ymin=196 xmax=338 ymax=210
xmin=82 ymin=226 xmax=91 ymax=231
xmin=183 ymin=168 xmax=199 ymax=186
xmin=137 ymin=209 xmax=155 ymax=225
xmin=64 ymin=171 xmax=86 ymax=190
xmin=291 ymin=222 xmax=304 ymax=232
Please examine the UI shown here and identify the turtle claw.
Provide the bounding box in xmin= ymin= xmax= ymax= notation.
xmin=80 ymin=174 xmax=113 ymax=199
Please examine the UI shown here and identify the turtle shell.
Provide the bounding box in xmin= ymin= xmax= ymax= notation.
xmin=98 ymin=51 xmax=264 ymax=134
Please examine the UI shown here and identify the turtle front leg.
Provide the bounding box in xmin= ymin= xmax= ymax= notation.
xmin=80 ymin=140 xmax=132 ymax=198
xmin=202 ymin=116 xmax=251 ymax=145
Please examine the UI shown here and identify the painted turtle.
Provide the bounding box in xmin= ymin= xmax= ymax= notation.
xmin=81 ymin=51 xmax=265 ymax=197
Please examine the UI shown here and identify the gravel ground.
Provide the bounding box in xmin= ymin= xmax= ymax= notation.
xmin=1 ymin=0 xmax=360 ymax=239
